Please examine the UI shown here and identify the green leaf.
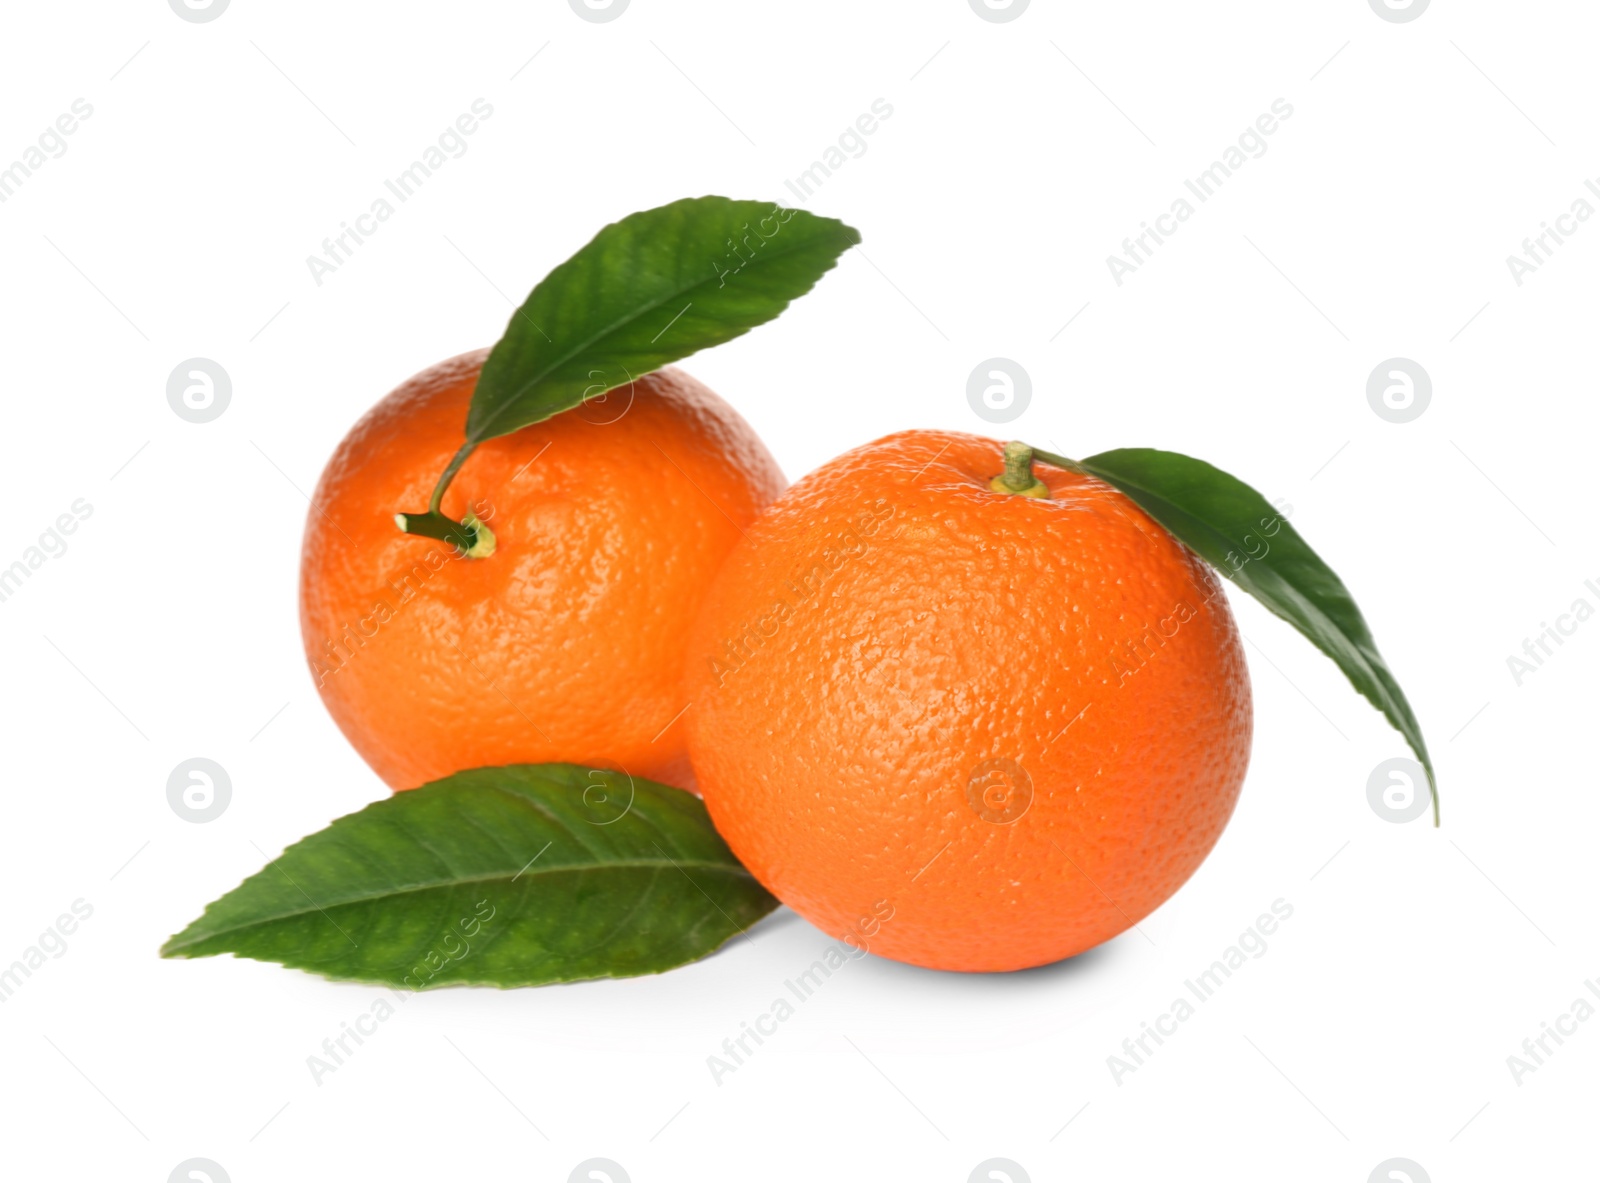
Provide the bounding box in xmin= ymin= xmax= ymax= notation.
xmin=1035 ymin=445 xmax=1438 ymax=824
xmin=161 ymin=764 xmax=779 ymax=987
xmin=466 ymin=195 xmax=859 ymax=447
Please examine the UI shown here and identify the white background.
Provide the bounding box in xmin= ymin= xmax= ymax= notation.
xmin=0 ymin=1 xmax=1593 ymax=1180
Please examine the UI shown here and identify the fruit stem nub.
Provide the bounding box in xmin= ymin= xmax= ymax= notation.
xmin=989 ymin=441 xmax=1050 ymax=499
xmin=395 ymin=441 xmax=495 ymax=557
xmin=394 ymin=509 xmax=496 ymax=558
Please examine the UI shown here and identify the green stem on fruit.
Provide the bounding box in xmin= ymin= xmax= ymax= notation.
xmin=394 ymin=507 xmax=495 ymax=558
xmin=396 ymin=442 xmax=496 ymax=557
xmin=989 ymin=441 xmax=1051 ymax=499
xmin=427 ymin=442 xmax=475 ymax=514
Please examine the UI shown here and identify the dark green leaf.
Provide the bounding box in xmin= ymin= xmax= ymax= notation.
xmin=467 ymin=195 xmax=859 ymax=446
xmin=161 ymin=764 xmax=779 ymax=987
xmin=1035 ymin=445 xmax=1438 ymax=823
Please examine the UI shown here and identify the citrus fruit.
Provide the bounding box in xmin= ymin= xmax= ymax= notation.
xmin=684 ymin=430 xmax=1252 ymax=971
xmin=301 ymin=350 xmax=785 ymax=792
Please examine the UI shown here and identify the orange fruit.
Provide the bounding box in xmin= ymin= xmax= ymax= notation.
xmin=301 ymin=350 xmax=785 ymax=792
xmin=684 ymin=430 xmax=1252 ymax=971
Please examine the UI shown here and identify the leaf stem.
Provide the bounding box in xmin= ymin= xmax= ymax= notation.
xmin=1029 ymin=445 xmax=1082 ymax=474
xmin=429 ymin=442 xmax=476 ymax=513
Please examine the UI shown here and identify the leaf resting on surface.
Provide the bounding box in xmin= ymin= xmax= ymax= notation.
xmin=161 ymin=764 xmax=778 ymax=987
